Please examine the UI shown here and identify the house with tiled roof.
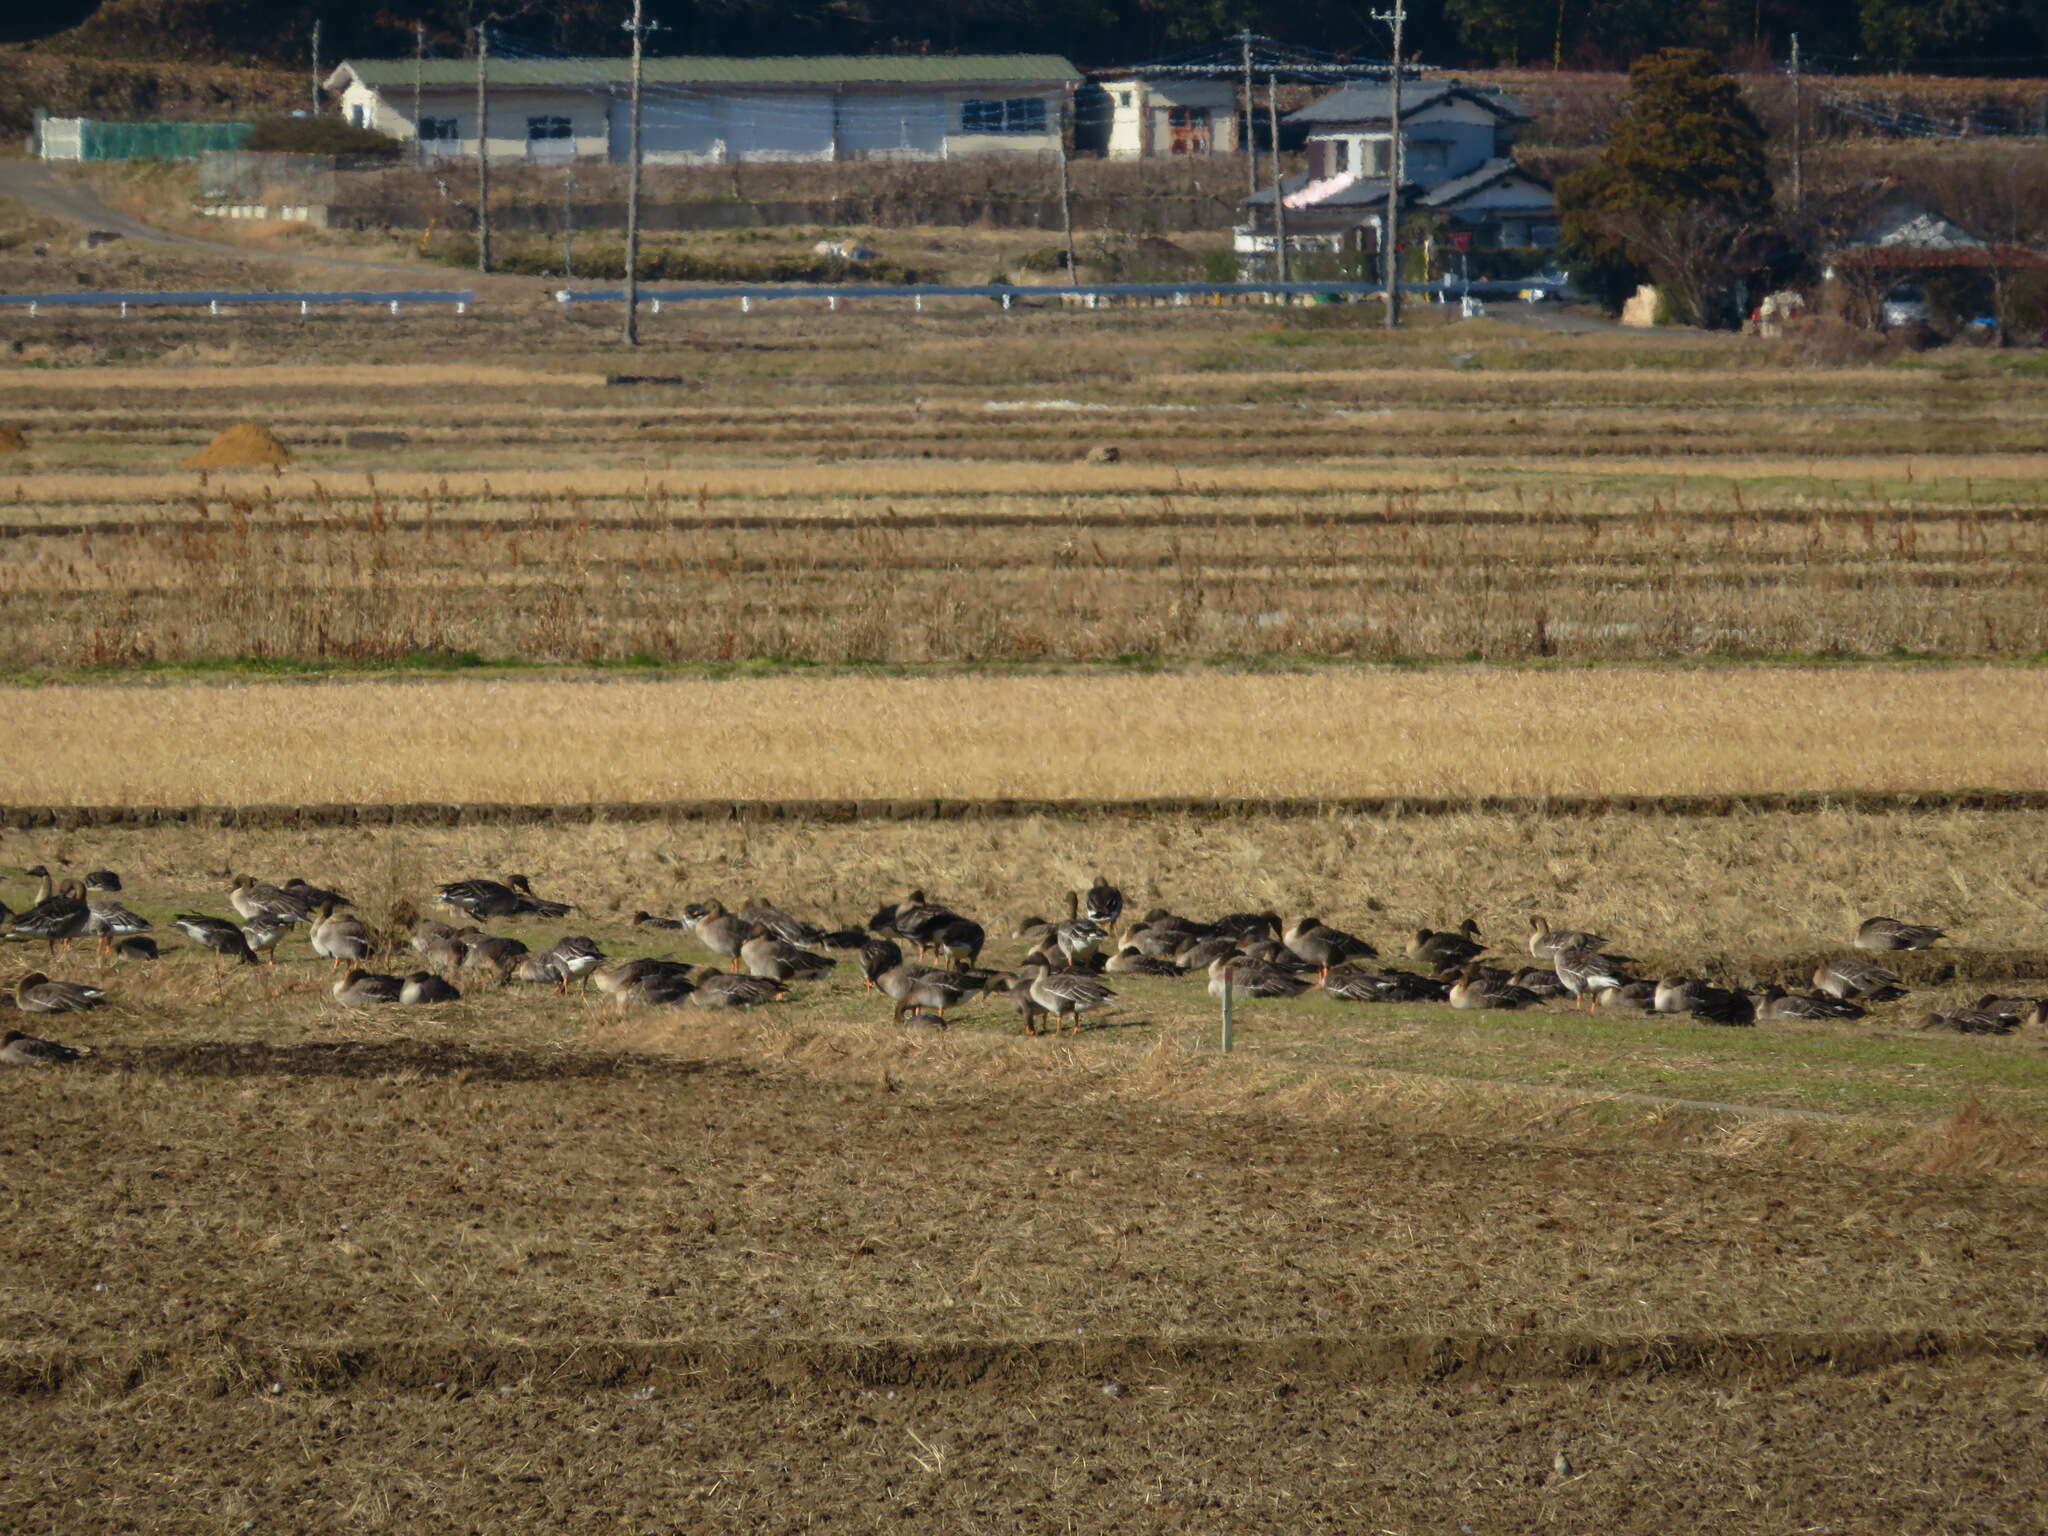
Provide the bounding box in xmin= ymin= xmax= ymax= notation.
xmin=324 ymin=55 xmax=1079 ymax=164
xmin=1235 ymin=80 xmax=1557 ymax=269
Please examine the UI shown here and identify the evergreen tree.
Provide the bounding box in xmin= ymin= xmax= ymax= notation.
xmin=1557 ymin=47 xmax=1772 ymax=317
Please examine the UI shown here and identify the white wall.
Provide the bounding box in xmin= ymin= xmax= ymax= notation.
xmin=836 ymin=92 xmax=950 ymax=158
xmin=1100 ymin=78 xmax=1238 ymax=159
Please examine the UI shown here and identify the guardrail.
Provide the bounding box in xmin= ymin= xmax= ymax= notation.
xmin=554 ymin=277 xmax=1569 ymax=313
xmin=0 ymin=289 xmax=476 ymax=317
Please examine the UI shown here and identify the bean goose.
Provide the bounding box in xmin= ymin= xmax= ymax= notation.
xmin=1408 ymin=920 xmax=1487 ymax=967
xmin=1017 ymin=967 xmax=1118 ymax=1034
xmin=174 ymin=913 xmax=259 ymax=965
xmin=15 ymin=972 xmax=107 ymax=1013
xmin=1208 ymin=954 xmax=1311 ymax=999
xmin=6 ymin=873 xmax=91 ymax=954
xmin=310 ymin=905 xmax=374 ymax=969
xmin=1528 ymin=915 xmax=1612 ymax=960
xmin=332 ymin=967 xmax=403 ymax=1005
xmin=682 ymin=900 xmax=748 ymax=970
xmin=875 ymin=963 xmax=985 ymax=1026
xmin=740 ymin=930 xmax=836 ymax=982
xmin=686 ymin=968 xmax=788 ymax=1009
xmin=1084 ymin=875 xmax=1124 ymax=928
xmin=1282 ymin=916 xmax=1377 ymax=978
xmin=436 ymin=875 xmax=570 ymax=921
xmin=240 ymin=915 xmax=293 ymax=963
xmin=1756 ymin=985 xmax=1866 ymax=1022
xmin=1104 ymin=945 xmax=1182 ymax=977
xmin=1553 ymin=946 xmax=1629 ymax=1010
xmin=1447 ymin=968 xmax=1542 ymax=1010
xmin=1856 ymin=916 xmax=1945 ymax=951
xmin=1 ymin=1028 xmax=90 ymax=1064
xmin=1813 ymin=956 xmax=1909 ymax=1004
xmin=399 ymin=971 xmax=462 ymax=1005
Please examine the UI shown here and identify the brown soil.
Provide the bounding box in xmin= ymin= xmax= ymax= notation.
xmin=0 ymin=424 xmax=24 ymax=453
xmin=181 ymin=421 xmax=291 ymax=469
xmin=3 ymin=1046 xmax=2046 ymax=1530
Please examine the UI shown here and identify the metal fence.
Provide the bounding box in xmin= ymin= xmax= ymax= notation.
xmin=37 ymin=117 xmax=252 ymax=162
xmin=553 ymin=276 xmax=1569 ymax=312
xmin=0 ymin=290 xmax=476 ymax=316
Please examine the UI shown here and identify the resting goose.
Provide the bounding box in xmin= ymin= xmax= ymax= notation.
xmin=1856 ymin=915 xmax=1945 ymax=951
xmin=14 ymin=971 xmax=107 ymax=1013
xmin=1 ymin=1028 xmax=89 ymax=1064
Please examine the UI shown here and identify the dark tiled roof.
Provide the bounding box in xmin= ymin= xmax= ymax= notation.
xmin=333 ymin=54 xmax=1080 ymax=90
xmin=1288 ymin=80 xmax=1528 ymax=127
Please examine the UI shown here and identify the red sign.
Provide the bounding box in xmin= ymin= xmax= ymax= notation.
xmin=1451 ymin=231 xmax=1473 ymax=252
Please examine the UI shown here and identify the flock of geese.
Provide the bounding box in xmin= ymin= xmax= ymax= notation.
xmin=3 ymin=864 xmax=2043 ymax=1063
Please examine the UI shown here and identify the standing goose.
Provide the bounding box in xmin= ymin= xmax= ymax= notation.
xmin=1813 ymin=957 xmax=1909 ymax=1004
xmin=1053 ymin=891 xmax=1108 ymax=964
xmin=1407 ymin=920 xmax=1487 ymax=968
xmin=1553 ymin=946 xmax=1628 ymax=1011
xmin=1856 ymin=916 xmax=1945 ymax=951
xmin=1018 ymin=967 xmax=1118 ymax=1034
xmin=14 ymin=972 xmax=107 ymax=1013
xmin=1528 ymin=916 xmax=1613 ymax=960
xmin=1 ymin=1028 xmax=89 ymax=1065
xmin=6 ymin=873 xmax=91 ymax=955
xmin=399 ymin=971 xmax=462 ymax=1005
xmin=682 ymin=900 xmax=748 ymax=970
xmin=84 ymin=894 xmax=151 ymax=955
xmin=331 ymin=967 xmax=404 ymax=1005
xmin=1282 ymin=916 xmax=1377 ymax=979
xmin=859 ymin=937 xmax=905 ymax=991
xmin=738 ymin=896 xmax=827 ymax=948
xmin=875 ymin=964 xmax=985 ymax=1026
xmin=239 ymin=915 xmax=293 ymax=964
xmin=228 ymin=876 xmax=312 ymax=926
xmin=310 ymin=905 xmax=374 ymax=970
xmin=541 ymin=935 xmax=605 ymax=988
xmin=1084 ymin=875 xmax=1124 ymax=929
xmin=174 ymin=914 xmax=259 ymax=966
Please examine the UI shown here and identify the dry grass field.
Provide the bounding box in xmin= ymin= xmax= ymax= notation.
xmin=5 ymin=303 xmax=2048 ymax=1528
xmin=5 ymin=666 xmax=2046 ymax=805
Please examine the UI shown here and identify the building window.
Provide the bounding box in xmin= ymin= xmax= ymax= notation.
xmin=1329 ymin=140 xmax=1349 ymax=173
xmin=962 ymin=97 xmax=1048 ymax=134
xmin=1409 ymin=141 xmax=1446 ymax=173
xmin=347 ymin=103 xmax=368 ymax=129
xmin=1117 ymin=91 xmax=1133 ymax=108
xmin=526 ymin=115 xmax=573 ymax=141
xmin=419 ymin=116 xmax=458 ymax=141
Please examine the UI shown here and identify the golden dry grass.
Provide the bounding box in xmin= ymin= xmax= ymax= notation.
xmin=5 ymin=666 xmax=2043 ymax=806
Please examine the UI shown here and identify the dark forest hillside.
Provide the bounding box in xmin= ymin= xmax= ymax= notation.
xmin=16 ymin=0 xmax=2048 ymax=75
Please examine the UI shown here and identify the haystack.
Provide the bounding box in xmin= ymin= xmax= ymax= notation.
xmin=0 ymin=425 xmax=25 ymax=454
xmin=183 ymin=423 xmax=291 ymax=469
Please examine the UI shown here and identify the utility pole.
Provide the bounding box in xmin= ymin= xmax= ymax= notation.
xmin=1374 ymin=3 xmax=1406 ymax=328
xmin=563 ymin=162 xmax=576 ymax=280
xmin=311 ymin=19 xmax=322 ymax=115
xmin=1790 ymin=32 xmax=1804 ymax=212
xmin=1056 ymin=95 xmax=1078 ymax=287
xmin=623 ymin=0 xmax=660 ymax=346
xmin=1240 ymin=29 xmax=1258 ymax=197
xmin=413 ymin=21 xmax=425 ymax=166
xmin=475 ymin=22 xmax=491 ymax=273
xmin=1267 ymin=72 xmax=1289 ymax=285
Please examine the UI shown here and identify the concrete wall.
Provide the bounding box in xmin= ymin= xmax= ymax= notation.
xmin=1095 ymin=79 xmax=1240 ymax=160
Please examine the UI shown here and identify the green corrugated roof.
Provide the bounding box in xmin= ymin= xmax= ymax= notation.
xmin=335 ymin=54 xmax=1079 ymax=90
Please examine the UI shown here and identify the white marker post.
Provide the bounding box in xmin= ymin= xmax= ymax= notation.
xmin=1219 ymin=970 xmax=1234 ymax=1054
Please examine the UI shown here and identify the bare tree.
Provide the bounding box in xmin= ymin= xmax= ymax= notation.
xmin=1595 ymin=202 xmax=1760 ymax=326
xmin=1915 ymin=146 xmax=2048 ymax=340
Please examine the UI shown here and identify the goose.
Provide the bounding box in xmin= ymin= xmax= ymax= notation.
xmin=514 ymin=951 xmax=570 ymax=988
xmin=922 ymin=914 xmax=986 ymax=969
xmin=1593 ymin=979 xmax=1660 ymax=1015
xmin=1104 ymin=945 xmax=1182 ymax=977
xmin=1756 ymin=985 xmax=1865 ymax=1022
xmin=1653 ymin=975 xmax=1718 ymax=1015
xmin=1207 ymin=954 xmax=1311 ymax=999
xmin=84 ymin=895 xmax=151 ymax=955
xmin=14 ymin=972 xmax=107 ymax=1013
xmin=228 ymin=876 xmax=312 ymax=926
xmin=309 ymin=905 xmax=373 ymax=969
xmin=1017 ymin=966 xmax=1117 ymax=1034
xmin=1553 ymin=946 xmax=1628 ymax=1010
xmin=1052 ymin=892 xmax=1107 ymax=963
xmin=1680 ymin=984 xmax=1757 ymax=1027
xmin=592 ymin=956 xmax=695 ymax=1007
xmin=282 ymin=878 xmax=353 ymax=911
xmin=1 ymin=1028 xmax=89 ymax=1064
xmin=331 ymin=967 xmax=403 ymax=1005
xmin=1321 ymin=964 xmax=1445 ymax=1003
xmin=421 ymin=928 xmax=477 ymax=976
xmin=1856 ymin=916 xmax=1945 ymax=951
xmin=240 ymin=915 xmax=293 ymax=964
xmin=1239 ymin=939 xmax=1316 ymax=973
xmin=681 ymin=900 xmax=748 ymax=970
xmin=738 ymin=896 xmax=827 ymax=947
xmin=459 ymin=933 xmax=529 ymax=983
xmin=859 ymin=937 xmax=905 ymax=990
xmin=1507 ymin=966 xmax=1570 ymax=999
xmin=1528 ymin=915 xmax=1612 ymax=960
xmin=630 ymin=910 xmax=687 ymax=931
xmin=1813 ymin=956 xmax=1908 ymax=1003
xmin=174 ymin=913 xmax=258 ymax=965
xmin=740 ymin=930 xmax=835 ymax=982
xmin=114 ymin=935 xmax=162 ymax=961
xmin=435 ymin=875 xmax=570 ymax=921
xmin=685 ymin=968 xmax=787 ymax=1009
xmin=1084 ymin=875 xmax=1124 ymax=928
xmin=1975 ymin=993 xmax=2045 ymax=1019
xmin=875 ymin=963 xmax=985 ymax=1026
xmin=1174 ymin=935 xmax=1241 ymax=972
xmin=5 ymin=874 xmax=91 ymax=954
xmin=411 ymin=919 xmax=459 ymax=954
xmin=1407 ymin=920 xmax=1486 ymax=967
xmin=1210 ymin=910 xmax=1282 ymax=942
xmin=1117 ymin=921 xmax=1189 ymax=960
xmin=399 ymin=971 xmax=461 ymax=1005
xmin=1282 ymin=916 xmax=1377 ymax=978
xmin=538 ymin=935 xmax=605 ymax=989
xmin=1014 ymin=915 xmax=1057 ymax=947
xmin=1917 ymin=1007 xmax=2017 ymax=1036
xmin=1447 ymin=968 xmax=1542 ymax=1010
xmin=82 ymin=869 xmax=122 ymax=893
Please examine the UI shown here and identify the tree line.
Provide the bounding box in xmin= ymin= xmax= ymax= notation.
xmin=28 ymin=0 xmax=2048 ymax=74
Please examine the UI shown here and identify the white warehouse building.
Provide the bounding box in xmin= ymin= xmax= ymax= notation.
xmin=323 ymin=54 xmax=1080 ymax=165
